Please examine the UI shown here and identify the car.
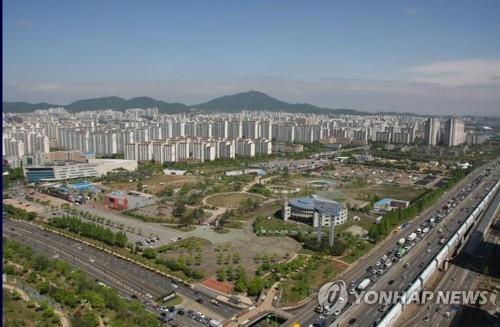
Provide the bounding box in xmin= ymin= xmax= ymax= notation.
xmin=378 ymin=303 xmax=389 ymax=312
xmin=177 ymin=309 xmax=185 ymax=315
xmin=427 ymin=248 xmax=432 ymax=253
xmin=348 ymin=318 xmax=357 ymax=325
xmin=349 ymin=288 xmax=356 ymax=295
xmin=404 ymin=262 xmax=410 ymax=268
xmin=370 ymin=275 xmax=378 ymax=282
xmin=388 ymin=280 xmax=394 ymax=285
xmin=314 ymin=305 xmax=323 ymax=313
xmin=89 ymin=258 xmax=95 ymax=263
xmin=196 ymin=298 xmax=203 ymax=303
xmin=377 ymin=269 xmax=384 ymax=275
xmin=211 ymin=299 xmax=219 ymax=306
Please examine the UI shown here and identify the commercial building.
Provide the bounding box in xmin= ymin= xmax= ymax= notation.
xmin=282 ymin=195 xmax=348 ymax=227
xmin=104 ymin=190 xmax=155 ymax=210
xmin=373 ymin=198 xmax=410 ymax=211
xmin=24 ymin=159 xmax=137 ymax=183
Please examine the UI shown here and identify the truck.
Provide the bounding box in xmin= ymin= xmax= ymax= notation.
xmin=396 ymin=247 xmax=407 ymax=258
xmin=357 ymin=278 xmax=371 ymax=291
xmin=407 ymin=233 xmax=417 ymax=242
xmin=209 ymin=319 xmax=223 ymax=327
xmin=398 ymin=238 xmax=406 ymax=245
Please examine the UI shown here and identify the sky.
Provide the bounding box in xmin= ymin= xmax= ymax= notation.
xmin=3 ymin=0 xmax=500 ymax=115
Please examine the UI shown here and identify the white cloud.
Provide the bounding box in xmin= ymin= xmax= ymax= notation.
xmin=405 ymin=58 xmax=500 ymax=86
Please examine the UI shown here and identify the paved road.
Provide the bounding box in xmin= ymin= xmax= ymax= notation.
xmin=2 ymin=219 xmax=242 ymax=320
xmin=337 ymin=169 xmax=500 ymax=326
xmin=400 ymin=188 xmax=500 ymax=327
xmin=287 ymin=160 xmax=500 ymax=327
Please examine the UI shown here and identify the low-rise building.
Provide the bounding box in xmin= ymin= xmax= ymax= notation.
xmin=282 ymin=195 xmax=348 ymax=227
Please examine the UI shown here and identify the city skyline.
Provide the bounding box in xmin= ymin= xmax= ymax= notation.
xmin=4 ymin=0 xmax=500 ymax=115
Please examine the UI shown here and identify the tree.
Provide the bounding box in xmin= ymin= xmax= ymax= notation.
xmin=172 ymin=201 xmax=186 ymax=218
xmin=142 ymin=248 xmax=156 ymax=259
xmin=247 ymin=277 xmax=265 ymax=296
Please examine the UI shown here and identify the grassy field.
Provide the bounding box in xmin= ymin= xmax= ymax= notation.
xmin=205 ymin=193 xmax=262 ymax=208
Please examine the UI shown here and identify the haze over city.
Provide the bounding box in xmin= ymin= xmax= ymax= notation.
xmin=3 ymin=0 xmax=500 ymax=115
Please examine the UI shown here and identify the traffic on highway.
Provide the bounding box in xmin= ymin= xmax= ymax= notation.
xmin=300 ymin=159 xmax=500 ymax=327
xmin=2 ymin=219 xmax=241 ymax=327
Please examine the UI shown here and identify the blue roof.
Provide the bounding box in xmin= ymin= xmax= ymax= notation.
xmin=289 ymin=196 xmax=341 ymax=215
xmin=289 ymin=197 xmax=316 ymax=210
xmin=374 ymin=198 xmax=394 ymax=207
xmin=68 ymin=181 xmax=93 ymax=190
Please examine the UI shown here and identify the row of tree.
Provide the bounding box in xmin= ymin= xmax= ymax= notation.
xmin=48 ymin=216 xmax=128 ymax=247
xmin=3 ymin=204 xmax=38 ymax=221
xmin=368 ymin=169 xmax=469 ymax=241
xmin=3 ymin=238 xmax=160 ymax=327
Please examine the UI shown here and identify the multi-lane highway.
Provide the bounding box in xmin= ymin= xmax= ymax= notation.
xmin=2 ymin=219 xmax=242 ymax=321
xmin=287 ymin=159 xmax=500 ymax=327
xmin=400 ymin=188 xmax=500 ymax=327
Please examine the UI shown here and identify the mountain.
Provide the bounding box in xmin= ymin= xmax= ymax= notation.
xmin=3 ymin=97 xmax=189 ymax=114
xmin=64 ymin=96 xmax=189 ymax=113
xmin=194 ymin=90 xmax=369 ymax=115
xmin=3 ymin=101 xmax=58 ymax=113
xmin=3 ymin=91 xmax=372 ymax=115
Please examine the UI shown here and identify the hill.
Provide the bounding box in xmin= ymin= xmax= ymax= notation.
xmin=3 ymin=101 xmax=58 ymax=113
xmin=194 ymin=90 xmax=369 ymax=115
xmin=3 ymin=91 xmax=372 ymax=115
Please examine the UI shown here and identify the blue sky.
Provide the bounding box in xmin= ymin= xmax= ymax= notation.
xmin=3 ymin=0 xmax=500 ymax=115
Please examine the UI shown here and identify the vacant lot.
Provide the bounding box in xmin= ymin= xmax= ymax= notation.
xmin=205 ymin=193 xmax=262 ymax=208
xmin=159 ymin=227 xmax=302 ymax=284
xmin=341 ymin=183 xmax=426 ymax=202
xmin=104 ymin=174 xmax=199 ymax=194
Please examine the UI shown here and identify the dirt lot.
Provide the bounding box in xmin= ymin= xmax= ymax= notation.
xmin=204 ymin=193 xmax=263 ymax=208
xmin=340 ymin=183 xmax=426 ymax=202
xmin=3 ymin=199 xmax=45 ymax=214
xmin=104 ymin=174 xmax=199 ymax=194
xmin=159 ymin=226 xmax=302 ymax=281
xmin=32 ymin=192 xmax=69 ymax=207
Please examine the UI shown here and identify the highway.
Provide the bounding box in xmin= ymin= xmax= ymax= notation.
xmin=2 ymin=219 xmax=242 ymax=321
xmin=400 ymin=188 xmax=500 ymax=327
xmin=287 ymin=159 xmax=500 ymax=327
